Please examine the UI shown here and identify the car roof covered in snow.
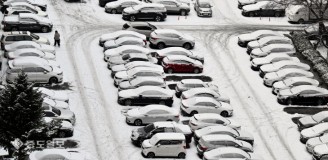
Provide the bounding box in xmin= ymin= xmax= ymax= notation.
xmin=181 ymin=79 xmax=204 ymax=84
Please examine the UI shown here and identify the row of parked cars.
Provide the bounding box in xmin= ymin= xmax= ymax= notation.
xmin=238 ymin=0 xmax=285 ymax=17
xmin=238 ymin=29 xmax=328 ymax=106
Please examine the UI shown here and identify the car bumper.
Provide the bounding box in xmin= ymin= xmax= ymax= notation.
xmin=197 ymin=12 xmax=212 ymax=17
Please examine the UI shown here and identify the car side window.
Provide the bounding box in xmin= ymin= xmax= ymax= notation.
xmin=5 ymin=36 xmax=14 ymax=41
xmin=164 ymin=127 xmax=175 ymax=132
xmin=159 ymin=140 xmax=170 ymax=145
xmin=34 ymin=67 xmax=46 ymax=72
xmin=24 ymin=36 xmax=33 ymax=41
xmin=215 ymin=119 xmax=224 ymax=124
xmin=14 ymin=36 xmax=24 ymax=41
xmin=170 ymin=140 xmax=181 ymax=145
xmin=22 ymin=67 xmax=35 ymax=72
xmin=44 ymin=111 xmax=55 ymax=117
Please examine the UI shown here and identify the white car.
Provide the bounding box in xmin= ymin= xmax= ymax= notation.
xmin=43 ymin=97 xmax=69 ymax=110
xmin=180 ymin=97 xmax=233 ymax=117
xmin=9 ymin=57 xmax=60 ymax=69
xmin=99 ymin=30 xmax=146 ymax=47
xmin=203 ymin=147 xmax=260 ymax=160
xmin=125 ymin=104 xmax=179 ymax=126
xmin=189 ymin=113 xmax=240 ymax=131
xmin=119 ymin=76 xmax=166 ymax=90
xmin=6 ymin=6 xmax=48 ymax=17
xmin=7 ymin=48 xmax=55 ymax=60
xmin=4 ymin=41 xmax=55 ymax=54
xmin=259 ymin=60 xmax=310 ymax=77
xmin=149 ymin=29 xmax=196 ymax=49
xmin=103 ymin=45 xmax=150 ymax=61
xmin=251 ymin=53 xmax=299 ymax=70
xmin=107 ymin=53 xmax=156 ymax=69
xmin=306 ymin=134 xmax=328 ymax=153
xmin=300 ymin=122 xmax=328 ymax=143
xmin=105 ymin=0 xmax=142 ymax=14
xmin=272 ymin=77 xmax=319 ymax=94
xmin=181 ymin=88 xmax=230 ymax=103
xmin=237 ymin=30 xmax=279 ymax=47
xmin=29 ymin=149 xmax=92 ymax=160
xmin=263 ymin=68 xmax=314 ymax=87
xmin=114 ymin=67 xmax=165 ymax=85
xmin=247 ymin=36 xmax=292 ymax=53
xmin=37 ymin=87 xmax=69 ymax=103
xmin=111 ymin=61 xmax=161 ymax=77
xmin=103 ymin=37 xmax=147 ymax=51
xmin=313 ymin=143 xmax=328 ymax=160
xmin=175 ymin=79 xmax=219 ymax=97
xmin=4 ymin=0 xmax=47 ymax=11
xmin=238 ymin=0 xmax=269 ymax=9
xmin=6 ymin=2 xmax=42 ymax=12
xmin=153 ymin=47 xmax=204 ymax=63
xmin=250 ymin=44 xmax=296 ymax=59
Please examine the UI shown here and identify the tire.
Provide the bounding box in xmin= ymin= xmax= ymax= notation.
xmin=49 ymin=77 xmax=58 ymax=84
xmin=130 ymin=16 xmax=136 ymax=21
xmin=147 ymin=152 xmax=155 ymax=158
xmin=178 ymin=152 xmax=186 ymax=159
xmin=183 ymin=43 xmax=192 ymax=50
xmin=167 ymin=68 xmax=173 ymax=74
xmin=58 ymin=131 xmax=66 ymax=138
xmin=249 ymin=12 xmax=255 ymax=17
xmin=220 ymin=111 xmax=229 ymax=117
xmin=11 ymin=27 xmax=18 ymax=31
xmin=155 ymin=15 xmax=162 ymax=22
xmin=41 ymin=26 xmax=49 ymax=33
xmin=180 ymin=10 xmax=186 ymax=16
xmin=159 ymin=100 xmax=166 ymax=105
xmin=274 ymin=12 xmax=281 ymax=17
xmin=190 ymin=111 xmax=198 ymax=116
xmin=298 ymin=19 xmax=305 ymax=24
xmin=124 ymin=99 xmax=132 ymax=106
xmin=134 ymin=119 xmax=142 ymax=126
xmin=193 ymin=68 xmax=200 ymax=74
xmin=111 ymin=9 xmax=117 ymax=14
xmin=157 ymin=42 xmax=165 ymax=49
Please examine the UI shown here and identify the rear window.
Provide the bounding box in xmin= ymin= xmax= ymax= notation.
xmin=123 ymin=23 xmax=130 ymax=29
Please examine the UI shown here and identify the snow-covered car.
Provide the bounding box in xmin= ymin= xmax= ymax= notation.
xmin=99 ymin=30 xmax=146 ymax=47
xmin=162 ymin=55 xmax=203 ymax=73
xmin=259 ymin=60 xmax=310 ymax=77
xmin=250 ymin=43 xmax=296 ymax=59
xmin=103 ymin=37 xmax=146 ymax=51
xmin=111 ymin=61 xmax=161 ymax=77
xmin=306 ymin=134 xmax=328 ymax=154
xmin=6 ymin=6 xmax=48 ymax=17
xmin=9 ymin=57 xmax=60 ymax=69
xmin=124 ymin=104 xmax=179 ymax=126
xmin=118 ymin=76 xmax=166 ymax=91
xmin=42 ymin=117 xmax=73 ymax=138
xmin=251 ymin=53 xmax=299 ymax=70
xmin=131 ymin=121 xmax=193 ymax=146
xmin=297 ymin=111 xmax=328 ymax=131
xmin=313 ymin=143 xmax=328 ymax=160
xmin=3 ymin=0 xmax=47 ymax=11
xmin=241 ymin=1 xmax=285 ymax=17
xmin=122 ymin=22 xmax=157 ymax=38
xmin=103 ymin=45 xmax=150 ymax=61
xmin=37 ymin=87 xmax=69 ymax=103
xmin=175 ymin=79 xmax=219 ymax=97
xmin=114 ymin=66 xmax=165 ymax=85
xmin=4 ymin=2 xmax=42 ymax=13
xmin=6 ymin=48 xmax=55 ymax=60
xmin=105 ymin=0 xmax=142 ymax=14
xmin=194 ymin=0 xmax=213 ymax=17
xmin=43 ymin=105 xmax=76 ymax=125
xmin=277 ymin=85 xmax=328 ymax=106
xmin=43 ymin=97 xmax=69 ymax=110
xmin=118 ymin=86 xmax=174 ymax=106
xmin=28 ymin=149 xmax=92 ymax=160
xmin=180 ymin=97 xmax=233 ymax=117
xmin=203 ymin=147 xmax=260 ymax=160
xmin=300 ymin=122 xmax=328 ymax=143
xmin=272 ymin=77 xmax=319 ymax=95
xmin=247 ymin=36 xmax=292 ymax=54
xmin=237 ymin=30 xmax=279 ymax=47
xmin=197 ymin=135 xmax=253 ymax=157
xmin=181 ymin=88 xmax=230 ymax=103
xmin=188 ymin=113 xmax=240 ymax=131
xmin=153 ymin=47 xmax=204 ymax=63
xmin=107 ymin=53 xmax=157 ymax=69
xmin=4 ymin=41 xmax=55 ymax=54
xmin=237 ymin=0 xmax=267 ymax=9
xmin=194 ymin=126 xmax=254 ymax=145
xmin=149 ymin=29 xmax=195 ymax=49
xmin=263 ymin=68 xmax=314 ymax=87
xmin=152 ymin=0 xmax=190 ymax=15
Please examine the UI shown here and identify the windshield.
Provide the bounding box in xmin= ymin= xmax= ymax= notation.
xmin=313 ymin=112 xmax=328 ymax=122
xmin=130 ymin=78 xmax=140 ymax=85
xmin=144 ymin=124 xmax=155 ymax=133
xmin=52 ymin=107 xmax=61 ymax=115
xmin=200 ymin=2 xmax=211 ymax=8
xmin=149 ymin=135 xmax=158 ymax=145
xmin=30 ymin=33 xmax=39 ymax=40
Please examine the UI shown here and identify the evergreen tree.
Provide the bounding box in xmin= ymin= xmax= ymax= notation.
xmin=0 ymin=71 xmax=44 ymax=159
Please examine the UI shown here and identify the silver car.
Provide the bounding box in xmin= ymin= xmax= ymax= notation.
xmin=149 ymin=29 xmax=195 ymax=49
xmin=153 ymin=0 xmax=190 ymax=15
xmin=43 ymin=105 xmax=76 ymax=125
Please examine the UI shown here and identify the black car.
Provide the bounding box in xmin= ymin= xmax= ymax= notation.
xmin=241 ymin=1 xmax=285 ymax=17
xmin=117 ymin=86 xmax=174 ymax=106
xmin=122 ymin=3 xmax=167 ymax=22
xmin=99 ymin=0 xmax=117 ymax=7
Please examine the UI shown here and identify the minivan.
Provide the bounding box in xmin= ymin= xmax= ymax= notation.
xmin=141 ymin=133 xmax=186 ymax=158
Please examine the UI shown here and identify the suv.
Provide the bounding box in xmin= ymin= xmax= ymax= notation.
xmin=149 ymin=29 xmax=195 ymax=49
xmin=194 ymin=0 xmax=212 ymax=17
xmin=122 ymin=3 xmax=167 ymax=22
xmin=152 ymin=0 xmax=190 ymax=15
xmin=122 ymin=22 xmax=157 ymax=38
xmin=0 ymin=31 xmax=50 ymax=50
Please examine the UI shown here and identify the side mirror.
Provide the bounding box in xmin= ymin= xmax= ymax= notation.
xmin=43 ymin=71 xmax=47 ymax=74
xmin=156 ymin=144 xmax=161 ymax=147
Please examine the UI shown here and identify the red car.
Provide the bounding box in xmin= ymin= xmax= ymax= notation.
xmin=162 ymin=55 xmax=203 ymax=73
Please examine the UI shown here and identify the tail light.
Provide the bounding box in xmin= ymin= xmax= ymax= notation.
xmin=199 ymin=144 xmax=207 ymax=151
xmin=151 ymin=37 xmax=158 ymax=40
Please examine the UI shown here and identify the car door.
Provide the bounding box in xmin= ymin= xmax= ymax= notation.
xmin=14 ymin=35 xmax=25 ymax=43
xmin=20 ymin=18 xmax=38 ymax=31
xmin=22 ymin=67 xmax=38 ymax=82
xmin=145 ymin=110 xmax=160 ymax=123
xmin=170 ymin=140 xmax=182 ymax=156
xmin=34 ymin=67 xmax=49 ymax=83
xmin=138 ymin=7 xmax=152 ymax=20
xmin=156 ymin=140 xmax=169 ymax=156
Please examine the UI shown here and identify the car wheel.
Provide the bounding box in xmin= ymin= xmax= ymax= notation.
xmin=124 ymin=99 xmax=132 ymax=106
xmin=183 ymin=43 xmax=192 ymax=50
xmin=249 ymin=12 xmax=255 ymax=17
xmin=317 ymin=99 xmax=324 ymax=106
xmin=41 ymin=26 xmax=49 ymax=33
xmin=49 ymin=77 xmax=58 ymax=84
xmin=111 ymin=9 xmax=117 ymax=14
xmin=178 ymin=152 xmax=186 ymax=159
xmin=159 ymin=100 xmax=166 ymax=105
xmin=11 ymin=27 xmax=18 ymax=31
xmin=274 ymin=12 xmax=281 ymax=17
xmin=147 ymin=152 xmax=155 ymax=158
xmin=134 ymin=119 xmax=142 ymax=126
xmin=220 ymin=111 xmax=229 ymax=117
xmin=157 ymin=42 xmax=165 ymax=49
xmin=167 ymin=68 xmax=173 ymax=74
xmin=130 ymin=16 xmax=136 ymax=21
xmin=190 ymin=111 xmax=198 ymax=116
xmin=58 ymin=131 xmax=66 ymax=138
xmin=193 ymin=68 xmax=200 ymax=74
xmin=180 ymin=10 xmax=186 ymax=16
xmin=298 ymin=18 xmax=305 ymax=24
xmin=155 ymin=15 xmax=162 ymax=22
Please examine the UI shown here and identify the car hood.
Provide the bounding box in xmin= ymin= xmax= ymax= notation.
xmin=37 ymin=36 xmax=50 ymax=44
xmin=220 ymin=102 xmax=233 ymax=111
xmin=272 ymin=81 xmax=286 ymax=90
xmin=54 ymin=100 xmax=69 ymax=109
xmin=260 ymin=64 xmax=276 ymax=73
xmin=38 ymin=11 xmax=48 ymax=17
xmin=44 ymin=52 xmax=56 ymax=60
xmin=127 ymin=108 xmax=142 ymax=117
xmin=229 ymin=119 xmax=241 ymax=129
xmin=104 ymin=40 xmax=117 ymax=48
xmin=108 ymin=56 xmax=124 ymax=64
xmin=199 ymin=7 xmax=211 ymax=12
xmin=251 ymin=48 xmax=267 ymax=56
xmin=238 ymin=129 xmax=254 ymax=141
xmin=299 ymin=116 xmax=317 ymax=128
xmin=119 ymin=81 xmax=132 ymax=89
xmin=264 ymin=72 xmax=278 ymax=80
xmin=301 ymin=128 xmax=316 ymax=138
xmin=119 ymin=89 xmax=136 ymax=98
xmin=59 ymin=108 xmax=75 ymax=120
xmin=238 ymin=33 xmax=252 ymax=42
xmin=41 ymin=45 xmax=56 ymax=53
xmin=61 ymin=120 xmax=73 ymax=129
xmin=278 ymin=89 xmax=293 ymax=97
xmin=248 ymin=40 xmax=260 ymax=48
xmin=183 ymin=34 xmax=195 ymax=42
xmin=252 ymin=58 xmax=267 ymax=66
xmin=314 ymin=144 xmax=328 ymax=156
xmin=48 ymin=60 xmax=60 ymax=68
xmin=115 ymin=71 xmax=129 ymax=79
xmin=142 ymin=140 xmax=153 ymax=148
xmin=111 ymin=64 xmax=126 ymax=72
xmin=307 ymin=137 xmax=323 ymax=149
